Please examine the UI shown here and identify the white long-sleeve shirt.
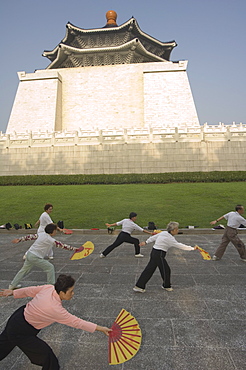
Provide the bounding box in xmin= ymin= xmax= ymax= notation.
xmin=116 ymin=218 xmax=143 ymax=234
xmin=145 ymin=231 xmax=194 ymax=252
xmin=37 ymin=212 xmax=53 ymax=234
xmin=18 ymin=233 xmax=77 ymax=259
xmin=223 ymin=211 xmax=246 ymax=228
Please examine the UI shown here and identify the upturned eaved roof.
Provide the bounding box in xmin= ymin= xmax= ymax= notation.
xmin=43 ymin=12 xmax=177 ymax=69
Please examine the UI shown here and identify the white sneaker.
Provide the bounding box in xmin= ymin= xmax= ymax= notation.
xmin=9 ymin=284 xmax=22 ymax=290
xmin=100 ymin=253 xmax=106 ymax=258
xmin=241 ymin=258 xmax=246 ymax=262
xmin=162 ymin=286 xmax=173 ymax=291
xmin=212 ymin=255 xmax=220 ymax=261
xmin=48 ymin=256 xmax=54 ymax=260
xmin=23 ymin=254 xmax=26 ymax=260
xmin=133 ymin=286 xmax=145 ymax=293
xmin=135 ymin=254 xmax=144 ymax=258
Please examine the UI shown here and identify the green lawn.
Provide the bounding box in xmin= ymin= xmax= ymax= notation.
xmin=0 ymin=183 xmax=244 ymax=229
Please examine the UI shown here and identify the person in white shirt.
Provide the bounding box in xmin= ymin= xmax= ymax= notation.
xmin=9 ymin=224 xmax=78 ymax=290
xmin=32 ymin=203 xmax=64 ymax=260
xmin=210 ymin=205 xmax=246 ymax=261
xmin=23 ymin=203 xmax=64 ymax=261
xmin=133 ymin=221 xmax=198 ymax=293
xmin=35 ymin=204 xmax=54 ymax=234
xmin=100 ymin=212 xmax=153 ymax=258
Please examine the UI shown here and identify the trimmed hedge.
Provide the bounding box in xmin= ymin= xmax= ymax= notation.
xmin=0 ymin=172 xmax=246 ymax=185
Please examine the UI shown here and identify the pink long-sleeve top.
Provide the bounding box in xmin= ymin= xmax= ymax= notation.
xmin=13 ymin=285 xmax=97 ymax=332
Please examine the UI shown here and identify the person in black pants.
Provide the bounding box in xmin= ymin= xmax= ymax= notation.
xmin=0 ymin=305 xmax=59 ymax=369
xmin=0 ymin=274 xmax=111 ymax=370
xmin=100 ymin=212 xmax=153 ymax=258
xmin=133 ymin=222 xmax=198 ymax=293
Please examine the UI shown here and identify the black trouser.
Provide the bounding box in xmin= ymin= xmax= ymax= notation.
xmin=0 ymin=305 xmax=60 ymax=370
xmin=102 ymin=231 xmax=140 ymax=256
xmin=136 ymin=248 xmax=171 ymax=289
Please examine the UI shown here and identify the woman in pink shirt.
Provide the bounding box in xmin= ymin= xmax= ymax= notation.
xmin=0 ymin=274 xmax=111 ymax=370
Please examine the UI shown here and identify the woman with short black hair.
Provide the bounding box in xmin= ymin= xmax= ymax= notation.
xmin=100 ymin=212 xmax=153 ymax=258
xmin=0 ymin=274 xmax=111 ymax=370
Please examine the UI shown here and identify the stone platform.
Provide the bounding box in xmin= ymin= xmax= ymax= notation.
xmin=0 ymin=230 xmax=246 ymax=369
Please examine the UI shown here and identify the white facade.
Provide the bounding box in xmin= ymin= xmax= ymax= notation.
xmin=4 ymin=61 xmax=246 ymax=176
xmin=6 ymin=61 xmax=199 ymax=134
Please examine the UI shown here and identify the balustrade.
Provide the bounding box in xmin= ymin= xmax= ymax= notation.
xmin=1 ymin=123 xmax=246 ymax=148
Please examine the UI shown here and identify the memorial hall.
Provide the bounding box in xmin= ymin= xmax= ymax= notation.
xmin=0 ymin=11 xmax=245 ymax=175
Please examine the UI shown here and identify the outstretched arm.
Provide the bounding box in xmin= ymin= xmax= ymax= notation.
xmin=0 ymin=289 xmax=13 ymax=297
xmin=143 ymin=229 xmax=155 ymax=235
xmin=56 ymin=226 xmax=66 ymax=233
xmin=12 ymin=234 xmax=38 ymax=244
xmin=210 ymin=216 xmax=224 ymax=225
xmin=54 ymin=240 xmax=77 ymax=251
xmin=96 ymin=325 xmax=112 ymax=336
xmin=140 ymin=233 xmax=159 ymax=247
xmin=106 ymin=222 xmax=117 ymax=228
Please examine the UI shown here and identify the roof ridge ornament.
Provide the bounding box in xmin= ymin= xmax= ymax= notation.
xmin=105 ymin=10 xmax=118 ymax=27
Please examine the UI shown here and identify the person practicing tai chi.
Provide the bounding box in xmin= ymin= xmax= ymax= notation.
xmin=0 ymin=274 xmax=111 ymax=370
xmin=9 ymin=223 xmax=78 ymax=290
xmin=133 ymin=221 xmax=198 ymax=293
xmin=29 ymin=203 xmax=64 ymax=260
xmin=210 ymin=204 xmax=246 ymax=261
xmin=100 ymin=212 xmax=153 ymax=258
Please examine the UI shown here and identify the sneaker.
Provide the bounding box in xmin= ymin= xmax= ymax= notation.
xmin=100 ymin=253 xmax=106 ymax=258
xmin=23 ymin=254 xmax=26 ymax=260
xmin=135 ymin=254 xmax=144 ymax=258
xmin=133 ymin=286 xmax=145 ymax=293
xmin=212 ymin=255 xmax=220 ymax=261
xmin=48 ymin=256 xmax=54 ymax=260
xmin=241 ymin=258 xmax=246 ymax=262
xmin=162 ymin=286 xmax=173 ymax=291
xmin=9 ymin=284 xmax=22 ymax=290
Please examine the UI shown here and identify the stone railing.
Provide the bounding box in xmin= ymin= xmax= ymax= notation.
xmin=1 ymin=123 xmax=246 ymax=148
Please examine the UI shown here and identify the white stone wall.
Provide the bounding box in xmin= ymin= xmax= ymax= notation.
xmin=7 ymin=71 xmax=62 ymax=133
xmin=61 ymin=63 xmax=145 ymax=131
xmin=1 ymin=125 xmax=246 ymax=175
xmin=6 ymin=61 xmax=199 ymax=134
xmin=144 ymin=67 xmax=199 ymax=127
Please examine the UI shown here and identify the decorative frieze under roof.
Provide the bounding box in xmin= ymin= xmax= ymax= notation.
xmin=43 ymin=11 xmax=177 ymax=69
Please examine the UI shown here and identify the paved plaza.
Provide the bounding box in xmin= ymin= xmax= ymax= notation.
xmin=0 ymin=229 xmax=246 ymax=370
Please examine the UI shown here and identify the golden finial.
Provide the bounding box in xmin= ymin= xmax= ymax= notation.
xmin=106 ymin=10 xmax=118 ymax=26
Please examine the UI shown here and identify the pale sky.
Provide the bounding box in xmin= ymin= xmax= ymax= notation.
xmin=0 ymin=0 xmax=245 ymax=132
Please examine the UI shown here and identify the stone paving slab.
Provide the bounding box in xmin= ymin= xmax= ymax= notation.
xmin=0 ymin=231 xmax=246 ymax=370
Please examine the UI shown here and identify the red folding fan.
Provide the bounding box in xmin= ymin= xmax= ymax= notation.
xmin=109 ymin=308 xmax=142 ymax=365
xmin=63 ymin=228 xmax=73 ymax=234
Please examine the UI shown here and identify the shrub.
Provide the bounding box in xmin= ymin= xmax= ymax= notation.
xmin=0 ymin=171 xmax=245 ymax=186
